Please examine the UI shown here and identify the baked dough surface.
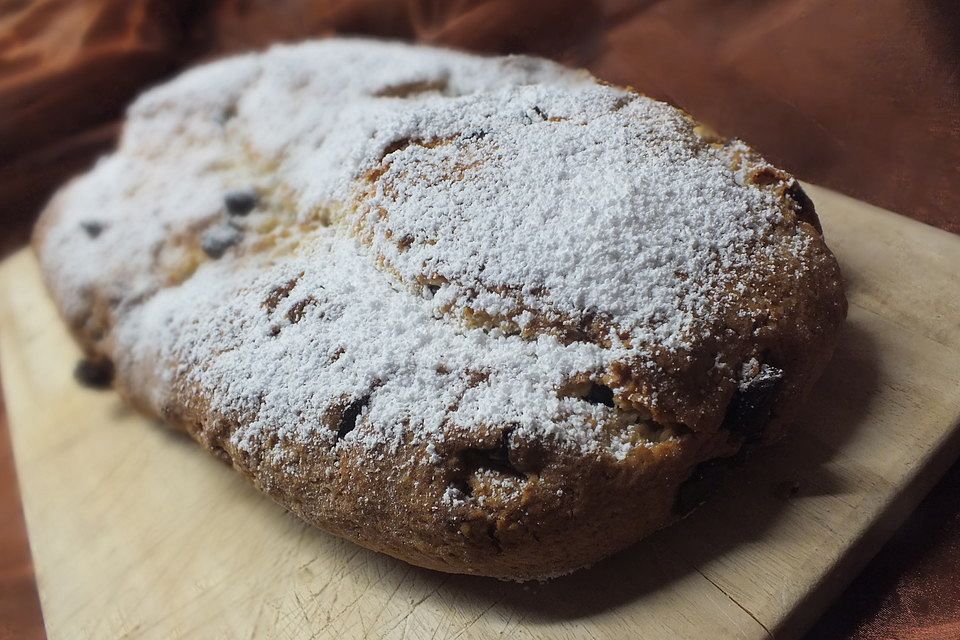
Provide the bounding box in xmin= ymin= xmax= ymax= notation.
xmin=33 ymin=38 xmax=846 ymax=580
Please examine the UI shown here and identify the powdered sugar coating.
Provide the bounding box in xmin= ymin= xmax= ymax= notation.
xmin=122 ymin=236 xmax=619 ymax=462
xmin=37 ymin=38 xmax=815 ymax=472
xmin=354 ymin=85 xmax=785 ymax=350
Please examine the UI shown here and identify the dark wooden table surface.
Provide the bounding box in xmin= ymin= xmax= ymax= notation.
xmin=1 ymin=1 xmax=958 ymax=639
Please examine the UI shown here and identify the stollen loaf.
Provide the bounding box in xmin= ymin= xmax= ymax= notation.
xmin=33 ymin=38 xmax=847 ymax=580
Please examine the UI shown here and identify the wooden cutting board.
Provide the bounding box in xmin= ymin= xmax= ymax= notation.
xmin=2 ymin=184 xmax=960 ymax=640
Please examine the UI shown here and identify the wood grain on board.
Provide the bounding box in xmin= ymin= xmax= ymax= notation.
xmin=1 ymin=185 xmax=959 ymax=640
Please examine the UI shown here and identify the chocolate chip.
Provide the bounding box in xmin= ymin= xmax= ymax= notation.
xmin=457 ymin=429 xmax=525 ymax=487
xmin=336 ymin=395 xmax=371 ymax=442
xmin=224 ymin=190 xmax=258 ymax=216
xmin=463 ymin=130 xmax=487 ymax=141
xmin=73 ymin=358 xmax=114 ymax=389
xmin=584 ymin=383 xmax=615 ymax=408
xmin=723 ymin=363 xmax=784 ymax=443
xmin=215 ymin=104 xmax=237 ymax=126
xmin=485 ymin=429 xmax=513 ymax=469
xmin=80 ymin=221 xmax=104 ymax=238
xmin=201 ymin=226 xmax=242 ymax=259
xmin=786 ymin=182 xmax=822 ymax=233
xmin=426 ymin=284 xmax=440 ymax=296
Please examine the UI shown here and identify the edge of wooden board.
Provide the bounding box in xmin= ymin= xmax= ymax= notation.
xmin=773 ymin=184 xmax=960 ymax=638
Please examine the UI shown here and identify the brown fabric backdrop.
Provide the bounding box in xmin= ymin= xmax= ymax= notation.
xmin=1 ymin=2 xmax=958 ymax=639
